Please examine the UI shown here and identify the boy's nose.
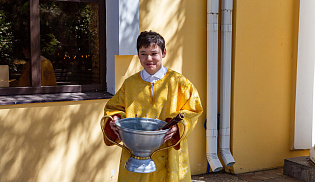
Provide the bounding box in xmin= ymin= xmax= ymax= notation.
xmin=147 ymin=55 xmax=153 ymax=60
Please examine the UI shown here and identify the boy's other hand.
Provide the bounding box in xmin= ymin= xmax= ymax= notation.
xmin=164 ymin=124 xmax=178 ymax=143
xmin=109 ymin=115 xmax=121 ymax=140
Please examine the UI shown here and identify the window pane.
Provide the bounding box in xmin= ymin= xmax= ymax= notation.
xmin=40 ymin=1 xmax=100 ymax=85
xmin=0 ymin=0 xmax=31 ymax=87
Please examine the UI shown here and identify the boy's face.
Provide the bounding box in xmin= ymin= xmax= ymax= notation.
xmin=138 ymin=44 xmax=166 ymax=75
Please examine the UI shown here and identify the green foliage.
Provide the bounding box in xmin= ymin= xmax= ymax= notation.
xmin=0 ymin=10 xmax=15 ymax=68
xmin=0 ymin=0 xmax=29 ymax=67
xmin=40 ymin=33 xmax=61 ymax=57
xmin=0 ymin=0 xmax=97 ymax=77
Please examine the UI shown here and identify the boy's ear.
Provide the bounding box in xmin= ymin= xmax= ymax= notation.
xmin=162 ymin=48 xmax=166 ymax=58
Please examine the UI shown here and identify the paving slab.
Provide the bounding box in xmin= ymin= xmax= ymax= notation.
xmin=192 ymin=167 xmax=302 ymax=182
xmin=284 ymin=156 xmax=315 ymax=182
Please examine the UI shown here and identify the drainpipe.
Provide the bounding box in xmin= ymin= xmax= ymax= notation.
xmin=219 ymin=0 xmax=235 ymax=167
xmin=206 ymin=0 xmax=223 ymax=172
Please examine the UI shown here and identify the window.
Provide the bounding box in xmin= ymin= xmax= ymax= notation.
xmin=0 ymin=0 xmax=106 ymax=95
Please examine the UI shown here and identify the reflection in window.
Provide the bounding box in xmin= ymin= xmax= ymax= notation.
xmin=0 ymin=0 xmax=100 ymax=87
xmin=40 ymin=1 xmax=100 ymax=85
xmin=0 ymin=0 xmax=31 ymax=87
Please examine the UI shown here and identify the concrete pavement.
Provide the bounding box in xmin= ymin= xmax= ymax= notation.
xmin=192 ymin=167 xmax=302 ymax=182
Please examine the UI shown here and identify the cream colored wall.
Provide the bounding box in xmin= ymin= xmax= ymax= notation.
xmin=115 ymin=0 xmax=208 ymax=176
xmin=139 ymin=0 xmax=208 ymax=175
xmin=0 ymin=100 xmax=121 ymax=182
xmin=231 ymin=0 xmax=308 ymax=173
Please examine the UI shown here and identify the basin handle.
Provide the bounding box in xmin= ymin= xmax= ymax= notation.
xmin=100 ymin=115 xmax=132 ymax=155
xmin=151 ymin=120 xmax=187 ymax=157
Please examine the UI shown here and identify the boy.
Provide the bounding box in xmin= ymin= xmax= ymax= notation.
xmin=101 ymin=31 xmax=203 ymax=182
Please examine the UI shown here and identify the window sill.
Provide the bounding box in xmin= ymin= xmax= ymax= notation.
xmin=0 ymin=92 xmax=113 ymax=105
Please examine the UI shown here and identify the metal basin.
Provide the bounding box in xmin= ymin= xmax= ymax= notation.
xmin=115 ymin=117 xmax=169 ymax=173
xmin=101 ymin=116 xmax=186 ymax=173
xmin=116 ymin=118 xmax=168 ymax=158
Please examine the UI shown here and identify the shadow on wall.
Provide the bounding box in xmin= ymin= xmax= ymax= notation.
xmin=119 ymin=0 xmax=139 ymax=55
xmin=139 ymin=0 xmax=206 ymax=95
xmin=139 ymin=0 xmax=208 ymax=175
xmin=0 ymin=101 xmax=121 ymax=182
xmin=139 ymin=0 xmax=185 ymax=73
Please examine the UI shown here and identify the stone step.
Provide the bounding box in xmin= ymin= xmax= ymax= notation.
xmin=284 ymin=156 xmax=315 ymax=182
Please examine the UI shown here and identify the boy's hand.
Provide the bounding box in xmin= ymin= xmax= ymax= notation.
xmin=164 ymin=124 xmax=178 ymax=143
xmin=109 ymin=115 xmax=121 ymax=140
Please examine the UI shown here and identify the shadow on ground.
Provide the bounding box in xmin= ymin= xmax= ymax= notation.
xmin=192 ymin=167 xmax=302 ymax=182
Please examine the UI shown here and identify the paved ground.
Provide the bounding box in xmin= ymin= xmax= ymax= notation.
xmin=191 ymin=167 xmax=302 ymax=182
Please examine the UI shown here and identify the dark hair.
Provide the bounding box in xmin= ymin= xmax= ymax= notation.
xmin=137 ymin=31 xmax=165 ymax=53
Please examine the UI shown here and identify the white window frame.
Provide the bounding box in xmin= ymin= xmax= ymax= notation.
xmin=106 ymin=0 xmax=139 ymax=94
xmin=294 ymin=0 xmax=315 ymax=149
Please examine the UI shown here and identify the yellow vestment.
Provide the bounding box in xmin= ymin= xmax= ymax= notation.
xmin=102 ymin=69 xmax=203 ymax=182
xmin=10 ymin=58 xmax=57 ymax=87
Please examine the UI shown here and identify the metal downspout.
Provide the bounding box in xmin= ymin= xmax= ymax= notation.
xmin=206 ymin=0 xmax=223 ymax=172
xmin=219 ymin=0 xmax=235 ymax=167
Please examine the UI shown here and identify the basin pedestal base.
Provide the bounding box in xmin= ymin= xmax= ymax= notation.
xmin=125 ymin=157 xmax=156 ymax=173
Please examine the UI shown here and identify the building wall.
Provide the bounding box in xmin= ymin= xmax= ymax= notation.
xmin=138 ymin=0 xmax=208 ymax=175
xmin=0 ymin=100 xmax=121 ymax=182
xmin=231 ymin=0 xmax=308 ymax=173
xmin=0 ymin=0 xmax=311 ymax=181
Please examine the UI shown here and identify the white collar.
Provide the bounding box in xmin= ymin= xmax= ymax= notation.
xmin=141 ymin=66 xmax=168 ymax=82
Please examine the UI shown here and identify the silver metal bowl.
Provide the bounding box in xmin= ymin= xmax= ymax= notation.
xmin=101 ymin=115 xmax=186 ymax=173
xmin=115 ymin=118 xmax=168 ymax=173
xmin=116 ymin=118 xmax=168 ymax=157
